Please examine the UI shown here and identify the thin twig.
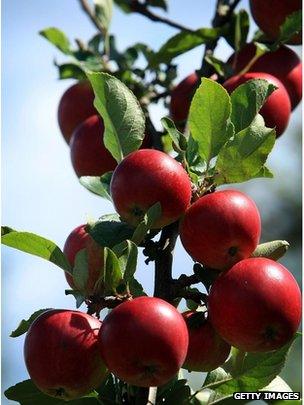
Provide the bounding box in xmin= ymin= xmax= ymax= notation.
xmin=131 ymin=1 xmax=194 ymax=32
xmin=79 ymin=0 xmax=107 ymax=36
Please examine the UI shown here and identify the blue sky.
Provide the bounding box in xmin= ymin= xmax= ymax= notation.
xmin=2 ymin=0 xmax=302 ymax=402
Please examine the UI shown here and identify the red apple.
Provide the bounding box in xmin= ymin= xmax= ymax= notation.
xmin=58 ymin=81 xmax=96 ymax=143
xmin=182 ymin=311 xmax=231 ymax=371
xmin=170 ymin=73 xmax=199 ymax=123
xmin=208 ymin=258 xmax=302 ymax=352
xmin=249 ymin=0 xmax=302 ymax=45
xmin=223 ymin=72 xmax=291 ymax=137
xmin=70 ymin=115 xmax=117 ymax=177
xmin=98 ymin=296 xmax=189 ymax=387
xmin=64 ymin=224 xmax=104 ymax=295
xmin=180 ymin=189 xmax=261 ymax=270
xmin=24 ymin=309 xmax=107 ymax=400
xmin=227 ymin=44 xmax=302 ymax=110
xmin=110 ymin=149 xmax=192 ymax=228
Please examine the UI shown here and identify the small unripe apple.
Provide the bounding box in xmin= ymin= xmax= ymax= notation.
xmin=249 ymin=0 xmax=302 ymax=45
xmin=24 ymin=309 xmax=107 ymax=400
xmin=208 ymin=258 xmax=301 ymax=352
xmin=70 ymin=115 xmax=117 ymax=177
xmin=223 ymin=72 xmax=291 ymax=137
xmin=180 ymin=189 xmax=261 ymax=270
xmin=182 ymin=311 xmax=231 ymax=372
xmin=99 ymin=296 xmax=189 ymax=387
xmin=227 ymin=44 xmax=302 ymax=110
xmin=63 ymin=224 xmax=103 ymax=295
xmin=110 ymin=149 xmax=192 ymax=228
xmin=170 ymin=73 xmax=199 ymax=123
xmin=58 ymin=81 xmax=96 ymax=143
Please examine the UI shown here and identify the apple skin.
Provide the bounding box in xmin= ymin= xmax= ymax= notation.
xmin=227 ymin=44 xmax=302 ymax=110
xmin=110 ymin=149 xmax=192 ymax=228
xmin=249 ymin=0 xmax=302 ymax=45
xmin=63 ymin=224 xmax=103 ymax=295
xmin=223 ymin=72 xmax=291 ymax=137
xmin=170 ymin=73 xmax=199 ymax=123
xmin=70 ymin=115 xmax=117 ymax=177
xmin=98 ymin=296 xmax=189 ymax=387
xmin=58 ymin=81 xmax=96 ymax=143
xmin=208 ymin=258 xmax=302 ymax=352
xmin=180 ymin=189 xmax=261 ymax=270
xmin=182 ymin=311 xmax=231 ymax=372
xmin=24 ymin=309 xmax=107 ymax=400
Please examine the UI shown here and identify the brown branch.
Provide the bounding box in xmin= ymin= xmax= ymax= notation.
xmin=130 ymin=1 xmax=194 ymax=32
xmin=79 ymin=0 xmax=107 ymax=36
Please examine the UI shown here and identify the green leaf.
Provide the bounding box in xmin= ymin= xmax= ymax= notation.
xmin=204 ymin=55 xmax=233 ymax=78
xmin=158 ymin=378 xmax=191 ymax=404
xmin=65 ymin=290 xmax=85 ymax=308
xmin=131 ymin=202 xmax=162 ymax=245
xmin=149 ymin=27 xmax=225 ymax=67
xmin=146 ymin=0 xmax=168 ymax=11
xmin=201 ymin=334 xmax=299 ymax=404
xmin=113 ymin=0 xmax=132 ymax=13
xmin=278 ymin=10 xmax=302 ymax=44
xmin=225 ymin=10 xmax=249 ymax=51
xmin=1 ymin=227 xmax=72 ymax=274
xmin=56 ymin=63 xmax=87 ymax=80
xmin=230 ymin=79 xmax=277 ymax=133
xmin=39 ymin=27 xmax=71 ymax=54
xmin=10 ymin=309 xmax=52 ymax=338
xmin=251 ymin=240 xmax=289 ymax=261
xmin=87 ymin=214 xmax=134 ymax=248
xmin=5 ymin=379 xmax=100 ymax=404
xmin=129 ymin=277 xmax=146 ymax=297
xmin=123 ymin=240 xmax=138 ymax=282
xmin=94 ymin=0 xmax=113 ymax=33
xmin=72 ymin=249 xmax=89 ymax=292
xmin=189 ymin=78 xmax=232 ymax=165
xmin=161 ymin=117 xmax=187 ymax=152
xmin=215 ymin=114 xmax=275 ymax=185
xmin=87 ymin=72 xmax=145 ymax=163
xmin=104 ymin=247 xmax=123 ymax=293
xmin=79 ymin=172 xmax=113 ymax=200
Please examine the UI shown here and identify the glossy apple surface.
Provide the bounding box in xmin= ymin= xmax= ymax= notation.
xmin=208 ymin=258 xmax=302 ymax=352
xmin=110 ymin=149 xmax=192 ymax=228
xmin=99 ymin=296 xmax=189 ymax=387
xmin=58 ymin=81 xmax=96 ymax=143
xmin=24 ymin=309 xmax=107 ymax=400
xmin=69 ymin=115 xmax=117 ymax=177
xmin=180 ymin=189 xmax=261 ymax=270
xmin=64 ymin=224 xmax=103 ymax=296
xmin=170 ymin=73 xmax=199 ymax=123
xmin=249 ymin=0 xmax=302 ymax=45
xmin=223 ymin=72 xmax=291 ymax=137
xmin=228 ymin=44 xmax=302 ymax=110
xmin=182 ymin=311 xmax=231 ymax=372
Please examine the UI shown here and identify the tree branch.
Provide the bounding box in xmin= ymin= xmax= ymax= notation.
xmin=79 ymin=0 xmax=107 ymax=36
xmin=130 ymin=1 xmax=194 ymax=32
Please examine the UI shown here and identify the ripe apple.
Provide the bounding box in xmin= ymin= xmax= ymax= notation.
xmin=110 ymin=149 xmax=192 ymax=228
xmin=208 ymin=258 xmax=302 ymax=352
xmin=98 ymin=296 xmax=189 ymax=387
xmin=182 ymin=311 xmax=231 ymax=372
xmin=70 ymin=115 xmax=117 ymax=177
xmin=249 ymin=0 xmax=302 ymax=45
xmin=24 ymin=309 xmax=107 ymax=400
xmin=170 ymin=73 xmax=199 ymax=123
xmin=180 ymin=189 xmax=261 ymax=270
xmin=223 ymin=72 xmax=291 ymax=137
xmin=64 ymin=224 xmax=103 ymax=295
xmin=227 ymin=44 xmax=302 ymax=110
xmin=58 ymin=81 xmax=96 ymax=143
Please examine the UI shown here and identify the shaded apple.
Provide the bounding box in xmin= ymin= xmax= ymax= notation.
xmin=58 ymin=81 xmax=96 ymax=143
xmin=180 ymin=189 xmax=261 ymax=270
xmin=208 ymin=258 xmax=302 ymax=352
xmin=227 ymin=44 xmax=302 ymax=110
xmin=223 ymin=72 xmax=291 ymax=137
xmin=24 ymin=309 xmax=107 ymax=400
xmin=182 ymin=311 xmax=231 ymax=372
xmin=99 ymin=296 xmax=189 ymax=387
xmin=110 ymin=149 xmax=192 ymax=228
xmin=63 ymin=224 xmax=103 ymax=296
